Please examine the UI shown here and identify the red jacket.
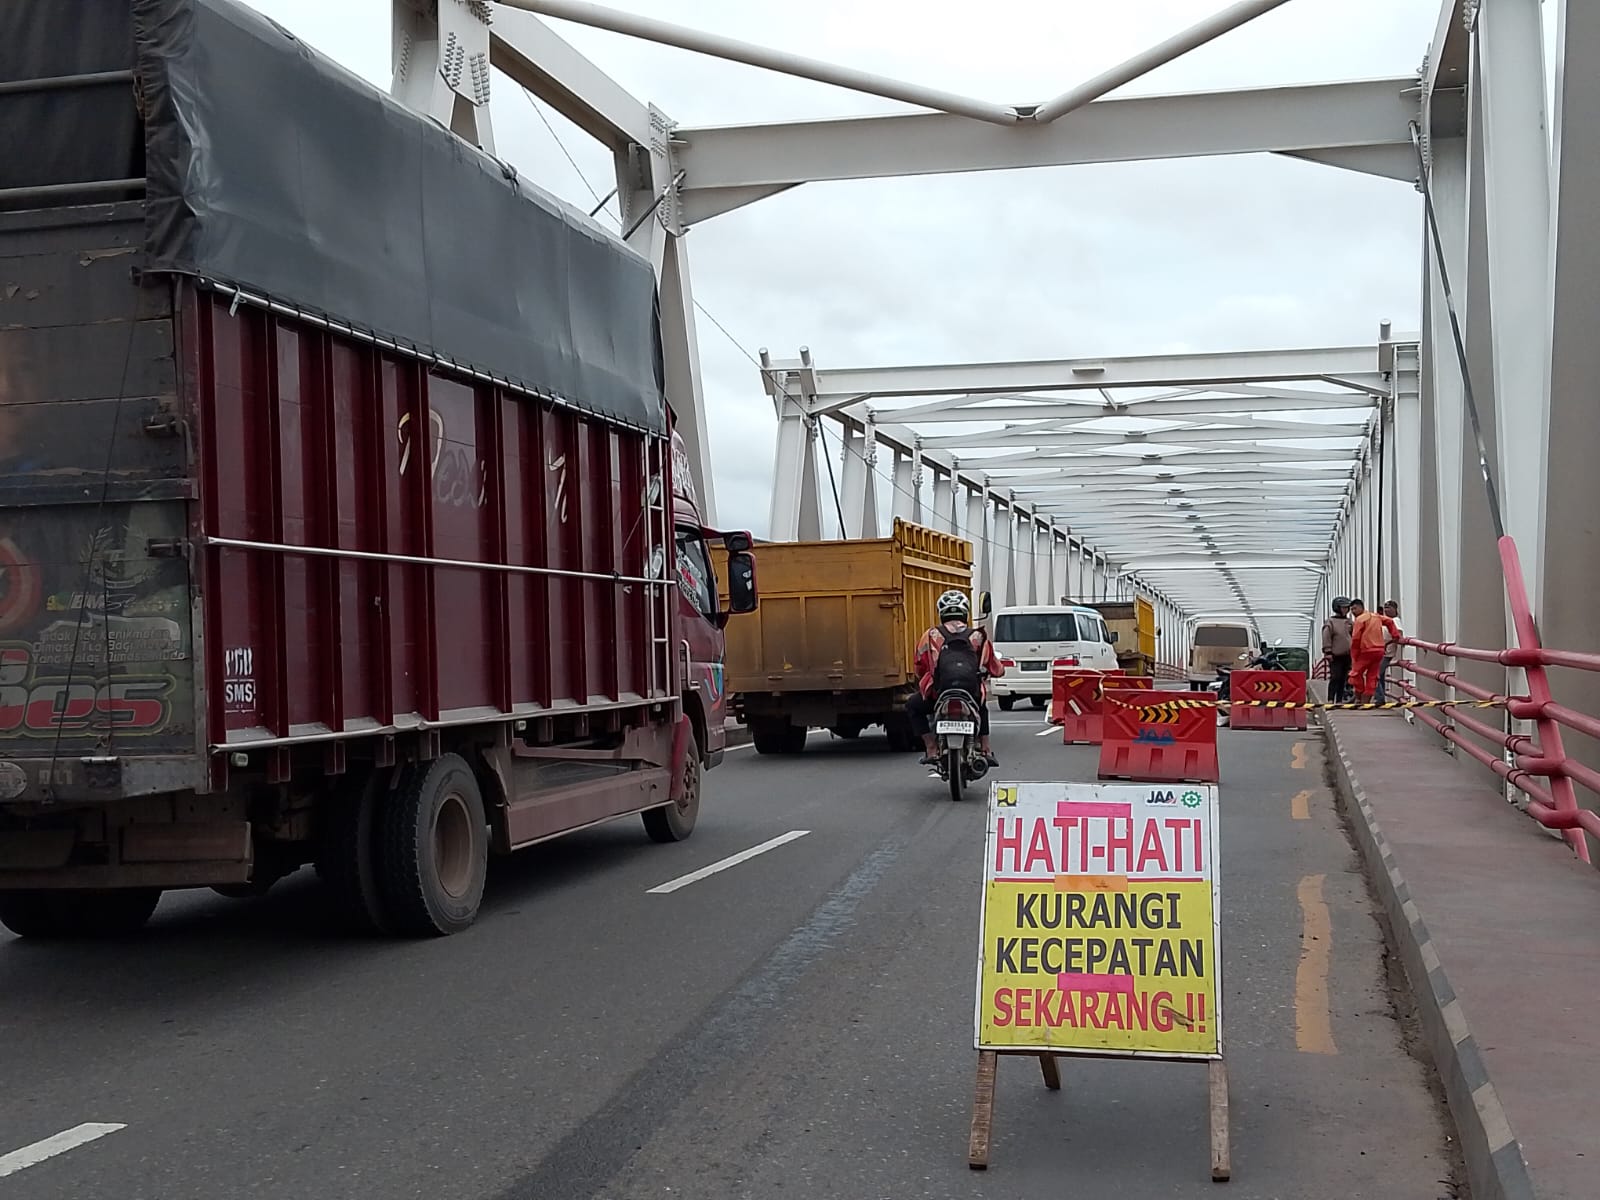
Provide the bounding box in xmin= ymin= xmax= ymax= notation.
xmin=1351 ymin=611 xmax=1400 ymax=656
xmin=914 ymin=622 xmax=1004 ymax=700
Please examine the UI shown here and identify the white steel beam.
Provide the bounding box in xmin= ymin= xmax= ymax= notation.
xmin=1425 ymin=0 xmax=1471 ymax=99
xmin=892 ymin=451 xmax=921 ymax=523
xmin=1540 ymin=0 xmax=1600 ymax=834
xmin=1474 ymin=0 xmax=1552 ymax=611
xmin=856 ymin=397 xmax=1374 ymax=424
xmin=1031 ymin=1 xmax=1293 ymax=124
xmin=676 ymin=78 xmax=1423 ymax=222
xmin=1007 ymin=472 xmax=1353 ymax=488
xmin=931 ymin=472 xmax=956 ymax=535
xmin=1451 ymin=60 xmax=1508 ymax=697
xmin=654 ymin=206 xmax=718 ymax=522
xmin=915 ymin=424 xmax=1369 ymax=451
xmin=837 ymin=422 xmax=880 ymax=540
xmin=488 ymin=6 xmax=653 ymax=149
xmin=1392 ymin=343 xmax=1421 ymax=623
xmin=497 ymin=0 xmax=1020 ymax=126
xmin=967 ymin=489 xmax=992 ymax=598
xmin=810 ymin=345 xmax=1395 ymax=402
xmin=962 ymin=446 xmax=1357 ymax=467
xmin=1119 ymin=558 xmax=1322 ymax=571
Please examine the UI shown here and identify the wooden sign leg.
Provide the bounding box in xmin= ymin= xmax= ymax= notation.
xmin=1037 ymin=1052 xmax=1061 ymax=1091
xmin=967 ymin=1051 xmax=998 ymax=1170
xmin=1209 ymin=1057 xmax=1231 ymax=1182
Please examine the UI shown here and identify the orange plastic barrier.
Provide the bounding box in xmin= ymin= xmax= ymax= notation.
xmin=1228 ymin=669 xmax=1308 ymax=731
xmin=1051 ymin=671 xmax=1152 ymax=744
xmin=1098 ymin=689 xmax=1219 ymax=784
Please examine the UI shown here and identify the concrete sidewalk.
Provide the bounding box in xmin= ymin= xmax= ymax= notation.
xmin=1324 ymin=712 xmax=1600 ymax=1200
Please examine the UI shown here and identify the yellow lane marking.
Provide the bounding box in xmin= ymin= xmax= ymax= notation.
xmin=1295 ymin=874 xmax=1337 ymax=1055
xmin=1291 ymin=742 xmax=1309 ymax=770
xmin=1291 ymin=790 xmax=1311 ymax=821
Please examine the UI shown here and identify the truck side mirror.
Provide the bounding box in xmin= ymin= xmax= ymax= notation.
xmin=979 ymin=591 xmax=993 ymax=617
xmin=725 ymin=550 xmax=758 ymax=615
xmin=723 ymin=530 xmax=752 ymax=554
xmin=1108 ymin=631 xmax=1118 ymax=643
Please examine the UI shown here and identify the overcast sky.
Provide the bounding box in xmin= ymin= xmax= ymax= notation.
xmin=241 ymin=0 xmax=1463 ymax=543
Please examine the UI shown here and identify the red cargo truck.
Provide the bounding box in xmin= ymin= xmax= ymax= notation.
xmin=0 ymin=0 xmax=757 ymax=938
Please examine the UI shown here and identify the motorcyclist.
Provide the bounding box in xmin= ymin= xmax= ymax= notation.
xmin=907 ymin=589 xmax=1003 ymax=768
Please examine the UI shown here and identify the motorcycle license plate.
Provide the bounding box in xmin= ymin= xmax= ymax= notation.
xmin=936 ymin=720 xmax=977 ymax=735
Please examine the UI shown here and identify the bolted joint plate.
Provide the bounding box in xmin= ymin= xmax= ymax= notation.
xmin=438 ymin=0 xmax=492 ymax=107
xmin=649 ymin=104 xmax=683 ymax=236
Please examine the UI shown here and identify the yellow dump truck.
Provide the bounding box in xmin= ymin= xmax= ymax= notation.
xmin=714 ymin=520 xmax=974 ymax=755
xmin=1090 ymin=597 xmax=1158 ymax=676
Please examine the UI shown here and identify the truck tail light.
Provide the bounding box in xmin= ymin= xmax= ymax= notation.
xmin=1053 ymin=657 xmax=1079 ymax=667
xmin=1000 ymin=658 xmax=1016 ymax=668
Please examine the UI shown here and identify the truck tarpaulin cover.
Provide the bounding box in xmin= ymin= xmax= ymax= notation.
xmin=131 ymin=0 xmax=666 ymax=433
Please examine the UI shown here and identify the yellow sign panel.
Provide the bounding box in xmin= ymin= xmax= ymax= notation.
xmin=974 ymin=781 xmax=1222 ymax=1059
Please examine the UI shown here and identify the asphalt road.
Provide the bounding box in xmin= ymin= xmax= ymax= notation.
xmin=1 ymin=712 xmax=1462 ymax=1199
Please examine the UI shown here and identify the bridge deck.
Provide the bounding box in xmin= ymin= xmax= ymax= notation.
xmin=0 ymin=716 xmax=1459 ymax=1197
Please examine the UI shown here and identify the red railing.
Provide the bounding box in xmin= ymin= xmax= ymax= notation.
xmin=1392 ymin=536 xmax=1600 ymax=862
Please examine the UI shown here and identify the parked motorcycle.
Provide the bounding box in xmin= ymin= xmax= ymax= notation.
xmin=1211 ymin=638 xmax=1290 ymax=699
xmin=932 ymin=681 xmax=991 ymax=802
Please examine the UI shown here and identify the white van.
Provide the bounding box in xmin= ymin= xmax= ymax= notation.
xmin=1188 ymin=620 xmax=1255 ymax=690
xmin=987 ymin=604 xmax=1119 ymax=711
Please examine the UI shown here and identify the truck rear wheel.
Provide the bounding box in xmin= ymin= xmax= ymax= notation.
xmin=752 ymin=721 xmax=807 ymax=755
xmin=998 ymin=696 xmax=1016 ymax=712
xmin=885 ymin=717 xmax=919 ymax=753
xmin=316 ymin=770 xmax=393 ymax=934
xmin=0 ymin=888 xmax=161 ymax=939
xmin=377 ymin=753 xmax=489 ymax=937
xmin=643 ymin=729 xmax=700 ymax=843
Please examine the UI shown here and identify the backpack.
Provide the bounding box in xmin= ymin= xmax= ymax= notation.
xmin=932 ymin=626 xmax=983 ymax=697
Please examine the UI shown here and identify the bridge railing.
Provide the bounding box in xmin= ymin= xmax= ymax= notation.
xmin=1391 ymin=537 xmax=1600 ymax=862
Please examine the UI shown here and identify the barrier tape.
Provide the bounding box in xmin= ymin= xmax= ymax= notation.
xmin=1102 ymin=694 xmax=1506 ymax=716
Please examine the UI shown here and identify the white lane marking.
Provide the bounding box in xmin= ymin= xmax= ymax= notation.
xmin=1035 ymin=725 xmax=1060 ymax=737
xmin=725 ymin=741 xmax=758 ymax=752
xmin=0 ymin=1124 xmax=126 ymax=1178
xmin=647 ymin=830 xmax=811 ymax=894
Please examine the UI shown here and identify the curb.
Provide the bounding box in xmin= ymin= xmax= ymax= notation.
xmin=1322 ymin=718 xmax=1537 ymax=1200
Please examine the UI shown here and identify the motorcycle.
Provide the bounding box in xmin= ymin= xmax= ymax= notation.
xmin=932 ymin=674 xmax=992 ymax=802
xmin=1211 ymin=638 xmax=1290 ymax=699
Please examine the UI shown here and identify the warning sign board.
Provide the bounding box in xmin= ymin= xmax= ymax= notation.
xmin=975 ymin=781 xmax=1222 ymax=1059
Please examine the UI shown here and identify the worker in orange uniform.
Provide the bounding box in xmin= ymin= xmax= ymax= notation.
xmin=1347 ymin=599 xmax=1400 ymax=703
